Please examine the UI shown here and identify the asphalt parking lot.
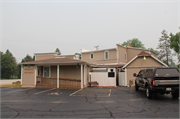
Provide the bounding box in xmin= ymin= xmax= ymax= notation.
xmin=1 ymin=87 xmax=179 ymax=118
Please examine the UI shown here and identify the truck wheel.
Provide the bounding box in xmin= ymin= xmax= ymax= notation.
xmin=172 ymin=92 xmax=179 ymax=99
xmin=135 ymin=83 xmax=139 ymax=91
xmin=146 ymin=86 xmax=153 ymax=99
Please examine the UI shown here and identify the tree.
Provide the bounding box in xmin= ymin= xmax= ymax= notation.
xmin=149 ymin=48 xmax=159 ymax=55
xmin=75 ymin=53 xmax=81 ymax=60
xmin=121 ymin=38 xmax=145 ymax=48
xmin=21 ymin=54 xmax=33 ymax=62
xmin=157 ymin=29 xmax=172 ymax=66
xmin=55 ymin=48 xmax=61 ymax=55
xmin=170 ymin=32 xmax=180 ymax=63
xmin=33 ymin=55 xmax=35 ymax=61
xmin=1 ymin=50 xmax=17 ymax=79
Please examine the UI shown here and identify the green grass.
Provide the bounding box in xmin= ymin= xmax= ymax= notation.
xmin=0 ymin=84 xmax=21 ymax=88
xmin=0 ymin=79 xmax=20 ymax=80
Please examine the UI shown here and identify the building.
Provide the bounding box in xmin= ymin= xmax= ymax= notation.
xmin=20 ymin=44 xmax=167 ymax=88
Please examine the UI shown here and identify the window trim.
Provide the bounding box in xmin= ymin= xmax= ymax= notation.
xmin=104 ymin=51 xmax=109 ymax=60
xmin=43 ymin=66 xmax=51 ymax=77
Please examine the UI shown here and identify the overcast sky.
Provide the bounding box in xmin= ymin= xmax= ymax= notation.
xmin=1 ymin=0 xmax=179 ymax=63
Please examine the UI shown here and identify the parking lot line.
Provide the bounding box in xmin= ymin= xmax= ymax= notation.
xmin=7 ymin=88 xmax=28 ymax=93
xmin=108 ymin=89 xmax=111 ymax=97
xmin=35 ymin=88 xmax=56 ymax=95
xmin=70 ymin=88 xmax=83 ymax=96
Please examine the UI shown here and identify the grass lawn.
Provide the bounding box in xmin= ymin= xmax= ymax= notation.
xmin=0 ymin=79 xmax=20 ymax=80
xmin=0 ymin=84 xmax=21 ymax=88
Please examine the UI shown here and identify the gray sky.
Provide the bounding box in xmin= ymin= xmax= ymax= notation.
xmin=1 ymin=0 xmax=180 ymax=63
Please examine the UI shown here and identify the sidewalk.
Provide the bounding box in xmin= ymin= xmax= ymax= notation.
xmin=0 ymin=79 xmax=21 ymax=85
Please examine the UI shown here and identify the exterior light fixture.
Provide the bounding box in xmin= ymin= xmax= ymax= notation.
xmin=143 ymin=56 xmax=146 ymax=60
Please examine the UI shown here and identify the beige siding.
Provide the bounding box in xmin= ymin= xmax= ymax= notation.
xmin=51 ymin=66 xmax=57 ymax=78
xmin=127 ymin=48 xmax=144 ymax=62
xmin=117 ymin=45 xmax=127 ymax=63
xmin=59 ymin=65 xmax=81 ymax=79
xmin=22 ymin=65 xmax=35 ymax=87
xmin=36 ymin=55 xmax=55 ymax=61
xmin=128 ymin=57 xmax=163 ymax=68
xmin=82 ymin=49 xmax=117 ymax=64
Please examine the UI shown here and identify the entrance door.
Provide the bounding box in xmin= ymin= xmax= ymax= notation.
xmin=118 ymin=72 xmax=125 ymax=86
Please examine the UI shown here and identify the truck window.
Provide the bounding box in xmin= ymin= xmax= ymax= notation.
xmin=147 ymin=69 xmax=153 ymax=78
xmin=155 ymin=68 xmax=179 ymax=77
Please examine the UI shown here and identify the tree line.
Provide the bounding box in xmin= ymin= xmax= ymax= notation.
xmin=1 ymin=29 xmax=179 ymax=79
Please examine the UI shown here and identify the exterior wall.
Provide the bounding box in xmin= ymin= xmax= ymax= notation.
xmin=59 ymin=65 xmax=81 ymax=79
xmin=127 ymin=48 xmax=145 ymax=62
xmin=127 ymin=56 xmax=163 ymax=68
xmin=36 ymin=55 xmax=55 ymax=61
xmin=117 ymin=45 xmax=127 ymax=64
xmin=126 ymin=56 xmax=163 ymax=86
xmin=82 ymin=49 xmax=117 ymax=64
xmin=51 ymin=66 xmax=57 ymax=78
xmin=91 ymin=72 xmax=116 ymax=86
xmin=22 ymin=65 xmax=35 ymax=87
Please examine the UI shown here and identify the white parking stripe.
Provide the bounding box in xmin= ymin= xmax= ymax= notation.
xmin=35 ymin=88 xmax=56 ymax=95
xmin=70 ymin=88 xmax=83 ymax=96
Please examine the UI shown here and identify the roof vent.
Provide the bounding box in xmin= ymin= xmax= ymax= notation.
xmin=127 ymin=44 xmax=131 ymax=47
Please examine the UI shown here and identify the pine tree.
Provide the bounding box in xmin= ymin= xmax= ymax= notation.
xmin=55 ymin=48 xmax=61 ymax=55
xmin=157 ymin=29 xmax=172 ymax=66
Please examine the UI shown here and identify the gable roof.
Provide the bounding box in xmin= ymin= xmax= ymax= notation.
xmin=116 ymin=44 xmax=158 ymax=55
xmin=122 ymin=52 xmax=168 ymax=69
xmin=137 ymin=51 xmax=151 ymax=56
xmin=20 ymin=58 xmax=90 ymax=65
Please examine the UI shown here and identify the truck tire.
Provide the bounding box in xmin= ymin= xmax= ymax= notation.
xmin=135 ymin=83 xmax=139 ymax=91
xmin=146 ymin=86 xmax=153 ymax=99
xmin=172 ymin=92 xmax=179 ymax=99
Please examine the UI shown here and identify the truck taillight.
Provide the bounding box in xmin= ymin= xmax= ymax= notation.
xmin=151 ymin=78 xmax=155 ymax=87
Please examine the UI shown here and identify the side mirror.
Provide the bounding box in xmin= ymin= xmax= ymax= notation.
xmin=133 ymin=73 xmax=137 ymax=77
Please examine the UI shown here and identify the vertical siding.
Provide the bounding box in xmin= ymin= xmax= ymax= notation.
xmin=22 ymin=65 xmax=35 ymax=87
xmin=59 ymin=65 xmax=81 ymax=79
xmin=51 ymin=66 xmax=57 ymax=78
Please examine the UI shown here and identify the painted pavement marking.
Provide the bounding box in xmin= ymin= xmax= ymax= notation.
xmin=35 ymin=88 xmax=56 ymax=95
xmin=108 ymin=89 xmax=111 ymax=97
xmin=70 ymin=88 xmax=83 ymax=96
xmin=7 ymin=88 xmax=28 ymax=93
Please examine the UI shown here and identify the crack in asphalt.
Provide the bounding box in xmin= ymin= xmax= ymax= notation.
xmin=49 ymin=103 xmax=61 ymax=112
xmin=101 ymin=103 xmax=115 ymax=119
xmin=85 ymin=96 xmax=88 ymax=102
xmin=94 ymin=94 xmax=98 ymax=101
xmin=25 ymin=89 xmax=33 ymax=98
xmin=33 ymin=98 xmax=47 ymax=106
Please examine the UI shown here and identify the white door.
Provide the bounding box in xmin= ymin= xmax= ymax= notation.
xmin=118 ymin=72 xmax=125 ymax=86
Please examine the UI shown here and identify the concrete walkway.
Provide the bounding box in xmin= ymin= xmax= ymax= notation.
xmin=0 ymin=79 xmax=21 ymax=85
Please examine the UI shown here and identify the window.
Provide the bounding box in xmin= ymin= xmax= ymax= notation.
xmin=44 ymin=67 xmax=50 ymax=77
xmin=146 ymin=69 xmax=153 ymax=78
xmin=90 ymin=53 xmax=93 ymax=59
xmin=105 ymin=51 xmax=109 ymax=59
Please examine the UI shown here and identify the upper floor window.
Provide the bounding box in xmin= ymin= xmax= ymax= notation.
xmin=90 ymin=53 xmax=93 ymax=59
xmin=105 ymin=51 xmax=109 ymax=59
xmin=125 ymin=53 xmax=127 ymax=61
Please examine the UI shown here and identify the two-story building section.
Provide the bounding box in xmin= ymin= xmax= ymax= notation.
xmin=81 ymin=44 xmax=157 ymax=66
xmin=81 ymin=44 xmax=167 ymax=87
